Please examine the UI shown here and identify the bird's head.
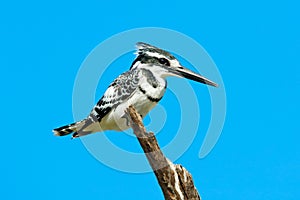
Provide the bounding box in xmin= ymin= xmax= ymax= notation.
xmin=130 ymin=42 xmax=218 ymax=87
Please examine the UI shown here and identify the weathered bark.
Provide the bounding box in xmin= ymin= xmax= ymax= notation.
xmin=125 ymin=106 xmax=201 ymax=200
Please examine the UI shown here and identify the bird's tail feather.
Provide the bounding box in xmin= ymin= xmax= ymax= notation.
xmin=53 ymin=120 xmax=86 ymax=137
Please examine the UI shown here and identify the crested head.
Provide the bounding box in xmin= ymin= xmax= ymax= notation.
xmin=129 ymin=42 xmax=218 ymax=87
xmin=130 ymin=42 xmax=179 ymax=71
xmin=135 ymin=42 xmax=176 ymax=60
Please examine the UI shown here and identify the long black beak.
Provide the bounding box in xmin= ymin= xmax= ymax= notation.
xmin=172 ymin=66 xmax=218 ymax=87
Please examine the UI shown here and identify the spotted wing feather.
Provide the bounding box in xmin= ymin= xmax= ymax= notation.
xmin=73 ymin=69 xmax=141 ymax=137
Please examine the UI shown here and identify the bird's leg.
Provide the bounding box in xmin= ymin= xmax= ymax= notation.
xmin=121 ymin=113 xmax=131 ymax=127
xmin=122 ymin=109 xmax=143 ymax=127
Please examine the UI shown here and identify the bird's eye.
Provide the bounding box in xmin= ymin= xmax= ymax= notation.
xmin=158 ymin=58 xmax=170 ymax=66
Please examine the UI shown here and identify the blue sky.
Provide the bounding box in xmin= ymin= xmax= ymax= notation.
xmin=1 ymin=1 xmax=299 ymax=199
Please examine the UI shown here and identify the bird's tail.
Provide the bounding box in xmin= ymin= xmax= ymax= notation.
xmin=53 ymin=120 xmax=86 ymax=137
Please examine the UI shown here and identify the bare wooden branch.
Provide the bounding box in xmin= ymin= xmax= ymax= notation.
xmin=125 ymin=106 xmax=201 ymax=200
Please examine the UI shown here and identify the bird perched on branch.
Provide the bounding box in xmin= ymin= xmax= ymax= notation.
xmin=53 ymin=42 xmax=217 ymax=138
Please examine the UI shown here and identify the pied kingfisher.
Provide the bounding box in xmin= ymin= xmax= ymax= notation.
xmin=53 ymin=42 xmax=217 ymax=138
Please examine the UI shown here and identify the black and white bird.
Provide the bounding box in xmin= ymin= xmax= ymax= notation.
xmin=53 ymin=42 xmax=217 ymax=138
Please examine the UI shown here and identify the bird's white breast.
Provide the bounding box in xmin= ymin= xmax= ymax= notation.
xmin=100 ymin=76 xmax=166 ymax=131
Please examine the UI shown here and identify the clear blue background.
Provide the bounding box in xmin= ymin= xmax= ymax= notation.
xmin=1 ymin=0 xmax=299 ymax=199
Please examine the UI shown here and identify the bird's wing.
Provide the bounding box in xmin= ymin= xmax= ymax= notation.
xmin=92 ymin=69 xmax=141 ymax=120
xmin=77 ymin=69 xmax=141 ymax=133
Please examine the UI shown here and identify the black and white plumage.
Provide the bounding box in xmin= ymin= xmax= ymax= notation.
xmin=53 ymin=42 xmax=217 ymax=138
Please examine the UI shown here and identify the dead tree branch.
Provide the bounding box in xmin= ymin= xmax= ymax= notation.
xmin=125 ymin=106 xmax=201 ymax=200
